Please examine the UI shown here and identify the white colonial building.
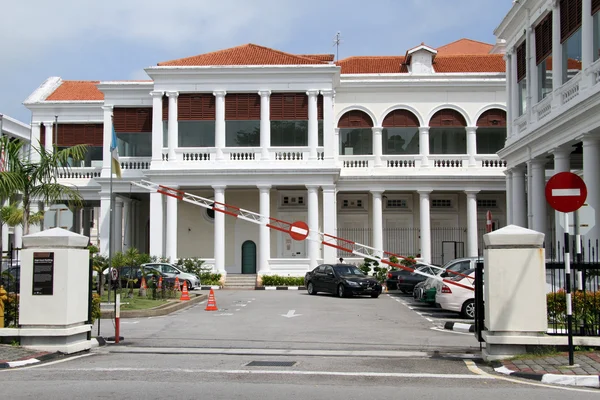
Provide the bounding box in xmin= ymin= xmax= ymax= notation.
xmin=23 ymin=39 xmax=507 ymax=276
xmin=496 ymin=0 xmax=600 ymax=259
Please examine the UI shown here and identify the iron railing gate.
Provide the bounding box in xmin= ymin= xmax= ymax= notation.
xmin=1 ymin=245 xmax=21 ymax=328
xmin=474 ymin=259 xmax=485 ymax=343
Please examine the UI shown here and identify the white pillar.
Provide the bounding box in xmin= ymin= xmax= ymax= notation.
xmin=165 ymin=189 xmax=178 ymax=262
xmin=99 ymin=195 xmax=111 ymax=255
xmin=552 ymin=147 xmax=571 ymax=254
xmin=552 ymin=2 xmax=564 ymax=96
xmin=166 ymin=91 xmax=179 ymax=162
xmin=466 ymin=126 xmax=477 ymax=167
xmin=123 ymin=200 xmax=131 ymax=251
xmin=373 ymin=127 xmax=383 ymax=167
xmin=214 ymin=91 xmax=227 ymax=161
xmin=13 ymin=224 xmax=22 ymax=253
xmin=30 ymin=123 xmax=41 ymax=163
xmin=465 ymin=191 xmax=479 ymax=257
xmin=419 ymin=191 xmax=432 ymax=263
xmin=1 ymin=199 xmax=8 ymax=253
xmin=101 ymin=106 xmax=113 ymax=177
xmin=512 ymin=166 xmax=527 ymax=227
xmin=419 ymin=127 xmax=430 ymax=167
xmin=528 ymin=26 xmax=538 ymax=113
xmin=321 ymin=90 xmax=335 ymax=161
xmin=82 ymin=207 xmax=91 ymax=239
xmin=530 ymin=159 xmax=547 ymax=236
xmin=505 ymin=54 xmax=513 ymax=138
xmin=258 ymin=185 xmax=271 ymax=274
xmin=583 ymin=0 xmax=595 ymax=89
xmin=307 ymin=90 xmax=319 ymax=161
xmin=511 ymin=49 xmax=521 ymax=119
xmin=113 ymin=198 xmax=123 ymax=253
xmin=583 ymin=136 xmax=600 ymax=247
xmin=505 ymin=170 xmax=513 ymax=225
xmin=150 ymin=91 xmax=164 ymax=164
xmin=259 ymin=90 xmax=271 ymax=161
xmin=527 ymin=160 xmax=534 ymax=229
xmin=371 ymin=190 xmax=384 ymax=256
xmin=307 ymin=185 xmax=320 ymax=269
xmin=334 ymin=128 xmax=340 ymax=162
xmin=213 ymin=185 xmax=226 ymax=273
xmin=130 ymin=201 xmax=137 ymax=250
xmin=44 ymin=122 xmax=54 ymax=155
xmin=149 ymin=192 xmax=164 ymax=258
xmin=322 ymin=185 xmax=337 ymax=262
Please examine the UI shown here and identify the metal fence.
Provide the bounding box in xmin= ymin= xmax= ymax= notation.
xmin=546 ymin=238 xmax=600 ymax=337
xmin=1 ymin=246 xmax=21 ymax=328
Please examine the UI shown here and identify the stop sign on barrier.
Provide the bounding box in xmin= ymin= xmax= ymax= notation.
xmin=545 ymin=172 xmax=587 ymax=213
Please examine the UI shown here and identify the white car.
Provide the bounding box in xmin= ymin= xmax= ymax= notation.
xmin=435 ymin=268 xmax=476 ymax=319
xmin=142 ymin=263 xmax=201 ymax=289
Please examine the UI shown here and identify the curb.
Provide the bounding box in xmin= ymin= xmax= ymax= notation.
xmin=255 ymin=286 xmax=306 ymax=290
xmin=197 ymin=286 xmax=221 ymax=290
xmin=493 ymin=364 xmax=600 ymax=388
xmin=0 ymin=351 xmax=63 ymax=369
xmin=443 ymin=321 xmax=475 ymax=333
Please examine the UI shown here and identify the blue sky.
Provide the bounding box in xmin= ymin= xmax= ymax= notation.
xmin=1 ymin=0 xmax=513 ymax=123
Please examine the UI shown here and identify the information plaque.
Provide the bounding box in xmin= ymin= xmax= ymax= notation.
xmin=32 ymin=252 xmax=54 ymax=296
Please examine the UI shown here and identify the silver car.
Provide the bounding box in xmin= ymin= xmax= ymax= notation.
xmin=142 ymin=263 xmax=201 ymax=289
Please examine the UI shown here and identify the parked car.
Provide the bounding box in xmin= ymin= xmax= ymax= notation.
xmin=305 ymin=263 xmax=382 ymax=298
xmin=386 ymin=263 xmax=442 ymax=293
xmin=107 ymin=265 xmax=164 ymax=289
xmin=435 ymin=268 xmax=476 ymax=319
xmin=142 ymin=263 xmax=201 ymax=289
xmin=413 ymin=257 xmax=480 ymax=305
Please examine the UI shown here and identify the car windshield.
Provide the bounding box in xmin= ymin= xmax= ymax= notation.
xmin=334 ymin=266 xmax=365 ymax=276
xmin=450 ymin=268 xmax=475 ymax=281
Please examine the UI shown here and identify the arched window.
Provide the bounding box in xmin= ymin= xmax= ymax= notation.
xmin=338 ymin=110 xmax=373 ymax=155
xmin=476 ymin=109 xmax=507 ymax=154
xmin=382 ymin=109 xmax=420 ymax=155
xmin=428 ymin=109 xmax=467 ymax=155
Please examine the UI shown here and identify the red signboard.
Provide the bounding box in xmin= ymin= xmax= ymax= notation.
xmin=289 ymin=221 xmax=309 ymax=241
xmin=545 ymin=172 xmax=588 ymax=213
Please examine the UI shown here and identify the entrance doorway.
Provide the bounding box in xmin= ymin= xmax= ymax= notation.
xmin=241 ymin=240 xmax=257 ymax=274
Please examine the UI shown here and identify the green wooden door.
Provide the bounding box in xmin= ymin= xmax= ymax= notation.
xmin=241 ymin=241 xmax=257 ymax=274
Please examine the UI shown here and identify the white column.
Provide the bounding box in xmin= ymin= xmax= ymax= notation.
xmin=123 ymin=200 xmax=131 ymax=251
xmin=166 ymin=91 xmax=179 ymax=162
xmin=166 ymin=188 xmax=178 ymax=262
xmin=583 ymin=136 xmax=600 ymax=247
xmin=528 ymin=26 xmax=538 ymax=113
xmin=321 ymin=90 xmax=335 ymax=161
xmin=530 ymin=158 xmax=547 ymax=236
xmin=307 ymin=185 xmax=320 ymax=269
xmin=44 ymin=122 xmax=54 ymax=155
xmin=214 ymin=91 xmax=227 ymax=161
xmin=373 ymin=127 xmax=383 ymax=167
xmin=82 ymin=207 xmax=91 ymax=239
xmin=419 ymin=190 xmax=432 ymax=263
xmin=27 ymin=202 xmax=41 ymax=234
xmin=505 ymin=54 xmax=513 ymax=138
xmin=259 ymin=90 xmax=271 ymax=161
xmin=30 ymin=123 xmax=41 ymax=163
xmin=130 ymin=201 xmax=137 ymax=250
xmin=552 ymin=2 xmax=564 ymax=97
xmin=334 ymin=128 xmax=340 ymax=162
xmin=322 ymin=185 xmax=337 ymax=262
xmin=371 ymin=190 xmax=384 ymax=256
xmin=466 ymin=126 xmax=477 ymax=167
xmin=1 ymin=200 xmax=7 ymax=252
xmin=510 ymin=49 xmax=521 ymax=119
xmin=113 ymin=198 xmax=123 ymax=253
xmin=583 ymin=0 xmax=595 ymax=89
xmin=258 ymin=185 xmax=271 ymax=274
xmin=213 ymin=185 xmax=226 ymax=273
xmin=512 ymin=166 xmax=527 ymax=227
xmin=419 ymin=127 xmax=430 ymax=166
xmin=150 ymin=91 xmax=164 ymax=163
xmin=526 ymin=160 xmax=533 ymax=229
xmin=307 ymin=90 xmax=319 ymax=161
xmin=552 ymin=147 xmax=571 ymax=253
xmin=505 ymin=170 xmax=513 ymax=225
xmin=99 ymin=195 xmax=111 ymax=255
xmin=465 ymin=191 xmax=479 ymax=257
xmin=101 ymin=106 xmax=113 ymax=177
xmin=13 ymin=224 xmax=22 ymax=252
xmin=149 ymin=191 xmax=164 ymax=258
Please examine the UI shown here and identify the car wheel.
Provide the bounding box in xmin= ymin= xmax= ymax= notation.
xmin=307 ymin=282 xmax=317 ymax=295
xmin=461 ymin=299 xmax=475 ymax=319
xmin=337 ymin=284 xmax=346 ymax=298
xmin=370 ymin=292 xmax=380 ymax=298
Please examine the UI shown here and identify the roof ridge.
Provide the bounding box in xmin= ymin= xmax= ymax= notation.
xmin=438 ymin=38 xmax=493 ymax=49
xmin=245 ymin=43 xmax=328 ymax=64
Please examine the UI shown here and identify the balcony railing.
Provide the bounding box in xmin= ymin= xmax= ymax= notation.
xmin=57 ymin=167 xmax=101 ymax=179
xmin=559 ymin=71 xmax=581 ymax=106
xmin=429 ymin=155 xmax=468 ymax=168
xmin=120 ymin=157 xmax=150 ymax=170
xmin=514 ymin=114 xmax=527 ymax=134
xmin=476 ymin=155 xmax=507 ymax=168
xmin=590 ymin=58 xmax=600 ymax=86
xmin=532 ymin=94 xmax=553 ymax=122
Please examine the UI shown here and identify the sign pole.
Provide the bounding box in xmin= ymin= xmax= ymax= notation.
xmin=563 ymin=212 xmax=575 ymax=366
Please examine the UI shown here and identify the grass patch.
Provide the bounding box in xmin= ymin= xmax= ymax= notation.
xmin=100 ymin=289 xmax=172 ymax=311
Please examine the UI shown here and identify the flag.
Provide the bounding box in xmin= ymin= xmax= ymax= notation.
xmin=110 ymin=125 xmax=122 ymax=178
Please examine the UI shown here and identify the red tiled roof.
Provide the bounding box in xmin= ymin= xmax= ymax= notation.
xmin=46 ymin=81 xmax=103 ymax=101
xmin=298 ymin=54 xmax=335 ymax=62
xmin=336 ymin=56 xmax=409 ymax=74
xmin=437 ymin=38 xmax=494 ymax=55
xmin=158 ymin=44 xmax=329 ymax=66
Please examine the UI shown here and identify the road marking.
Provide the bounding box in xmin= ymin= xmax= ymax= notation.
xmin=552 ymin=188 xmax=581 ymax=197
xmin=214 ymin=313 xmax=233 ymax=316
xmin=430 ymin=327 xmax=471 ymax=335
xmin=282 ymin=310 xmax=301 ymax=318
xmin=1 ymin=353 xmax=94 ymax=372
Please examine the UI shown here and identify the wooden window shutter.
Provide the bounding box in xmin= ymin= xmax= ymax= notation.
xmin=535 ymin=13 xmax=553 ymax=64
xmin=476 ymin=109 xmax=507 ymax=127
xmin=113 ymin=108 xmax=153 ymax=132
xmin=382 ymin=109 xmax=420 ymax=127
xmin=40 ymin=124 xmax=46 ymax=147
xmin=561 ymin=0 xmax=582 ymax=43
xmin=337 ymin=110 xmax=373 ymax=128
xmin=516 ymin=41 xmax=527 ymax=82
xmin=317 ymin=94 xmax=324 ymax=120
xmin=270 ymin=93 xmax=308 ymax=120
xmin=225 ymin=94 xmax=261 ymax=120
xmin=429 ymin=109 xmax=467 ymax=127
xmin=56 ymin=124 xmax=103 ymax=146
xmin=178 ymin=94 xmax=215 ymax=121
xmin=162 ymin=95 xmax=168 ymax=121
xmin=593 ymin=0 xmax=600 ymax=14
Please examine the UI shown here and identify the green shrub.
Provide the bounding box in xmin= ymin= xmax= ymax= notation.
xmin=91 ymin=293 xmax=101 ymax=323
xmin=200 ymin=273 xmax=222 ymax=286
xmin=547 ymin=290 xmax=600 ymax=327
xmin=261 ymin=275 xmax=305 ymax=286
xmin=176 ymin=258 xmax=205 ymax=277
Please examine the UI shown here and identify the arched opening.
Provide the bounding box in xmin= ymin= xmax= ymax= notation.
xmin=476 ymin=109 xmax=507 ymax=154
xmin=428 ymin=109 xmax=467 ymax=154
xmin=337 ymin=110 xmax=374 ymax=155
xmin=382 ymin=109 xmax=420 ymax=154
xmin=241 ymin=240 xmax=257 ymax=274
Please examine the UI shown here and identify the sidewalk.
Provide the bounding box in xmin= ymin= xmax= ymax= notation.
xmin=493 ymin=352 xmax=600 ymax=388
xmin=0 ymin=344 xmax=62 ymax=369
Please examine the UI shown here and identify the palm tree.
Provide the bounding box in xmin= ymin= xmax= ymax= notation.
xmin=0 ymin=136 xmax=87 ymax=235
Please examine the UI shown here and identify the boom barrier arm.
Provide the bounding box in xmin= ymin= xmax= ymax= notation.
xmin=130 ymin=180 xmax=475 ymax=291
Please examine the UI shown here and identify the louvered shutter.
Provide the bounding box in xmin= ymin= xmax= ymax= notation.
xmin=535 ymin=13 xmax=553 ymax=64
xmin=178 ymin=94 xmax=215 ymax=121
xmin=40 ymin=124 xmax=46 ymax=148
xmin=517 ymin=41 xmax=527 ymax=82
xmin=593 ymin=0 xmax=600 ymax=14
xmin=429 ymin=109 xmax=467 ymax=127
xmin=162 ymin=95 xmax=168 ymax=121
xmin=561 ymin=0 xmax=582 ymax=43
xmin=476 ymin=110 xmax=507 ymax=127
xmin=337 ymin=110 xmax=374 ymax=128
xmin=56 ymin=124 xmax=103 ymax=146
xmin=113 ymin=108 xmax=153 ymax=132
xmin=317 ymin=95 xmax=324 ymax=120
xmin=225 ymin=94 xmax=261 ymax=120
xmin=382 ymin=109 xmax=420 ymax=127
xmin=270 ymin=93 xmax=309 ymax=120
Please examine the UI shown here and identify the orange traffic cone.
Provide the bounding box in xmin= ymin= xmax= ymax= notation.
xmin=174 ymin=276 xmax=180 ymax=291
xmin=158 ymin=276 xmax=162 ymax=290
xmin=140 ymin=276 xmax=147 ymax=290
xmin=205 ymin=288 xmax=218 ymax=311
xmin=180 ymin=281 xmax=191 ymax=301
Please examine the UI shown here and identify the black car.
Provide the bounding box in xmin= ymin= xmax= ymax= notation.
xmin=305 ymin=264 xmax=382 ymax=298
xmin=385 ymin=268 xmax=413 ymax=291
xmin=396 ymin=263 xmax=442 ymax=293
